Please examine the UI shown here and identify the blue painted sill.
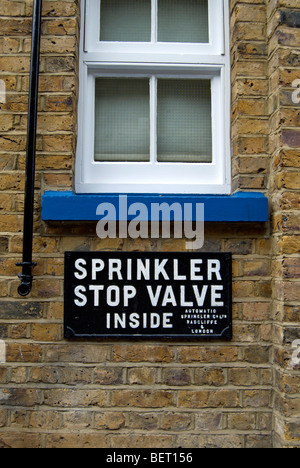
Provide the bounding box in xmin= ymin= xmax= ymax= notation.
xmin=42 ymin=191 xmax=268 ymax=222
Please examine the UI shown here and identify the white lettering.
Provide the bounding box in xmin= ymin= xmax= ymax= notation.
xmin=154 ymin=258 xmax=169 ymax=280
xmin=127 ymin=259 xmax=132 ymax=281
xmin=105 ymin=312 xmax=174 ymax=330
xmin=191 ymin=259 xmax=203 ymax=280
xmin=129 ymin=313 xmax=140 ymax=328
xmin=137 ymin=258 xmax=150 ymax=280
xmin=211 ymin=285 xmax=224 ymax=306
xmin=163 ymin=313 xmax=173 ymax=328
xmin=74 ymin=258 xmax=87 ymax=280
xmin=151 ymin=313 xmax=160 ymax=328
xmin=91 ymin=259 xmax=104 ymax=280
xmin=89 ymin=285 xmax=104 ymax=306
xmin=208 ymin=260 xmax=222 ymax=281
xmin=115 ymin=313 xmax=126 ymax=328
xmin=106 ymin=313 xmax=111 ymax=329
xmin=193 ymin=285 xmax=208 ymax=307
xmin=180 ymin=285 xmax=193 ymax=307
xmin=107 ymin=286 xmax=120 ymax=307
xmin=106 ymin=452 xmax=140 ymax=465
xmin=162 ymin=285 xmax=177 ymax=307
xmin=147 ymin=285 xmax=162 ymax=306
xmin=123 ymin=285 xmax=137 ymax=307
xmin=109 ymin=259 xmax=122 ymax=280
xmin=74 ymin=285 xmax=87 ymax=306
xmin=174 ymin=259 xmax=186 ymax=280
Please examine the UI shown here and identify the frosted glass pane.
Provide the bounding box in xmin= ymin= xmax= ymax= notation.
xmin=94 ymin=78 xmax=150 ymax=162
xmin=100 ymin=0 xmax=151 ymax=42
xmin=158 ymin=0 xmax=209 ymax=43
xmin=157 ymin=79 xmax=212 ymax=163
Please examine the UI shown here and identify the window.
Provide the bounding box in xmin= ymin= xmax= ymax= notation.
xmin=76 ymin=0 xmax=231 ymax=194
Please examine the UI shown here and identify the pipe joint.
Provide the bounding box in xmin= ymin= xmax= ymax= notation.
xmin=16 ymin=262 xmax=37 ymax=297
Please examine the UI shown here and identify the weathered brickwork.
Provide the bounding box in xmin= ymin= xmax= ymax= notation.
xmin=231 ymin=0 xmax=269 ymax=193
xmin=0 ymin=0 xmax=298 ymax=448
xmin=267 ymin=0 xmax=300 ymax=448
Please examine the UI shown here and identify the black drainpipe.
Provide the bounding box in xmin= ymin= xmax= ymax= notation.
xmin=16 ymin=0 xmax=43 ymax=296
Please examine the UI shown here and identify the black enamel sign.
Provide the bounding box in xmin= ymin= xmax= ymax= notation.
xmin=64 ymin=252 xmax=232 ymax=339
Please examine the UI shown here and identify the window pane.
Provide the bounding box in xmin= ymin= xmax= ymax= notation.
xmin=100 ymin=0 xmax=151 ymax=42
xmin=157 ymin=79 xmax=212 ymax=163
xmin=158 ymin=0 xmax=209 ymax=43
xmin=95 ymin=78 xmax=150 ymax=162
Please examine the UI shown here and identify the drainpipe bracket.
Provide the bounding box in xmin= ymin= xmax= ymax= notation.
xmin=16 ymin=262 xmax=37 ymax=296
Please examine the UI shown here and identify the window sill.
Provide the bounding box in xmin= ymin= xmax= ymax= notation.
xmin=42 ymin=191 xmax=268 ymax=222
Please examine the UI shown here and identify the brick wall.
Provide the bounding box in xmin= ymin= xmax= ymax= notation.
xmin=268 ymin=0 xmax=300 ymax=448
xmin=0 ymin=0 xmax=298 ymax=448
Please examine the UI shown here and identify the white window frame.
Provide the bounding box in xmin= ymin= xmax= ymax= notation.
xmin=76 ymin=0 xmax=231 ymax=194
